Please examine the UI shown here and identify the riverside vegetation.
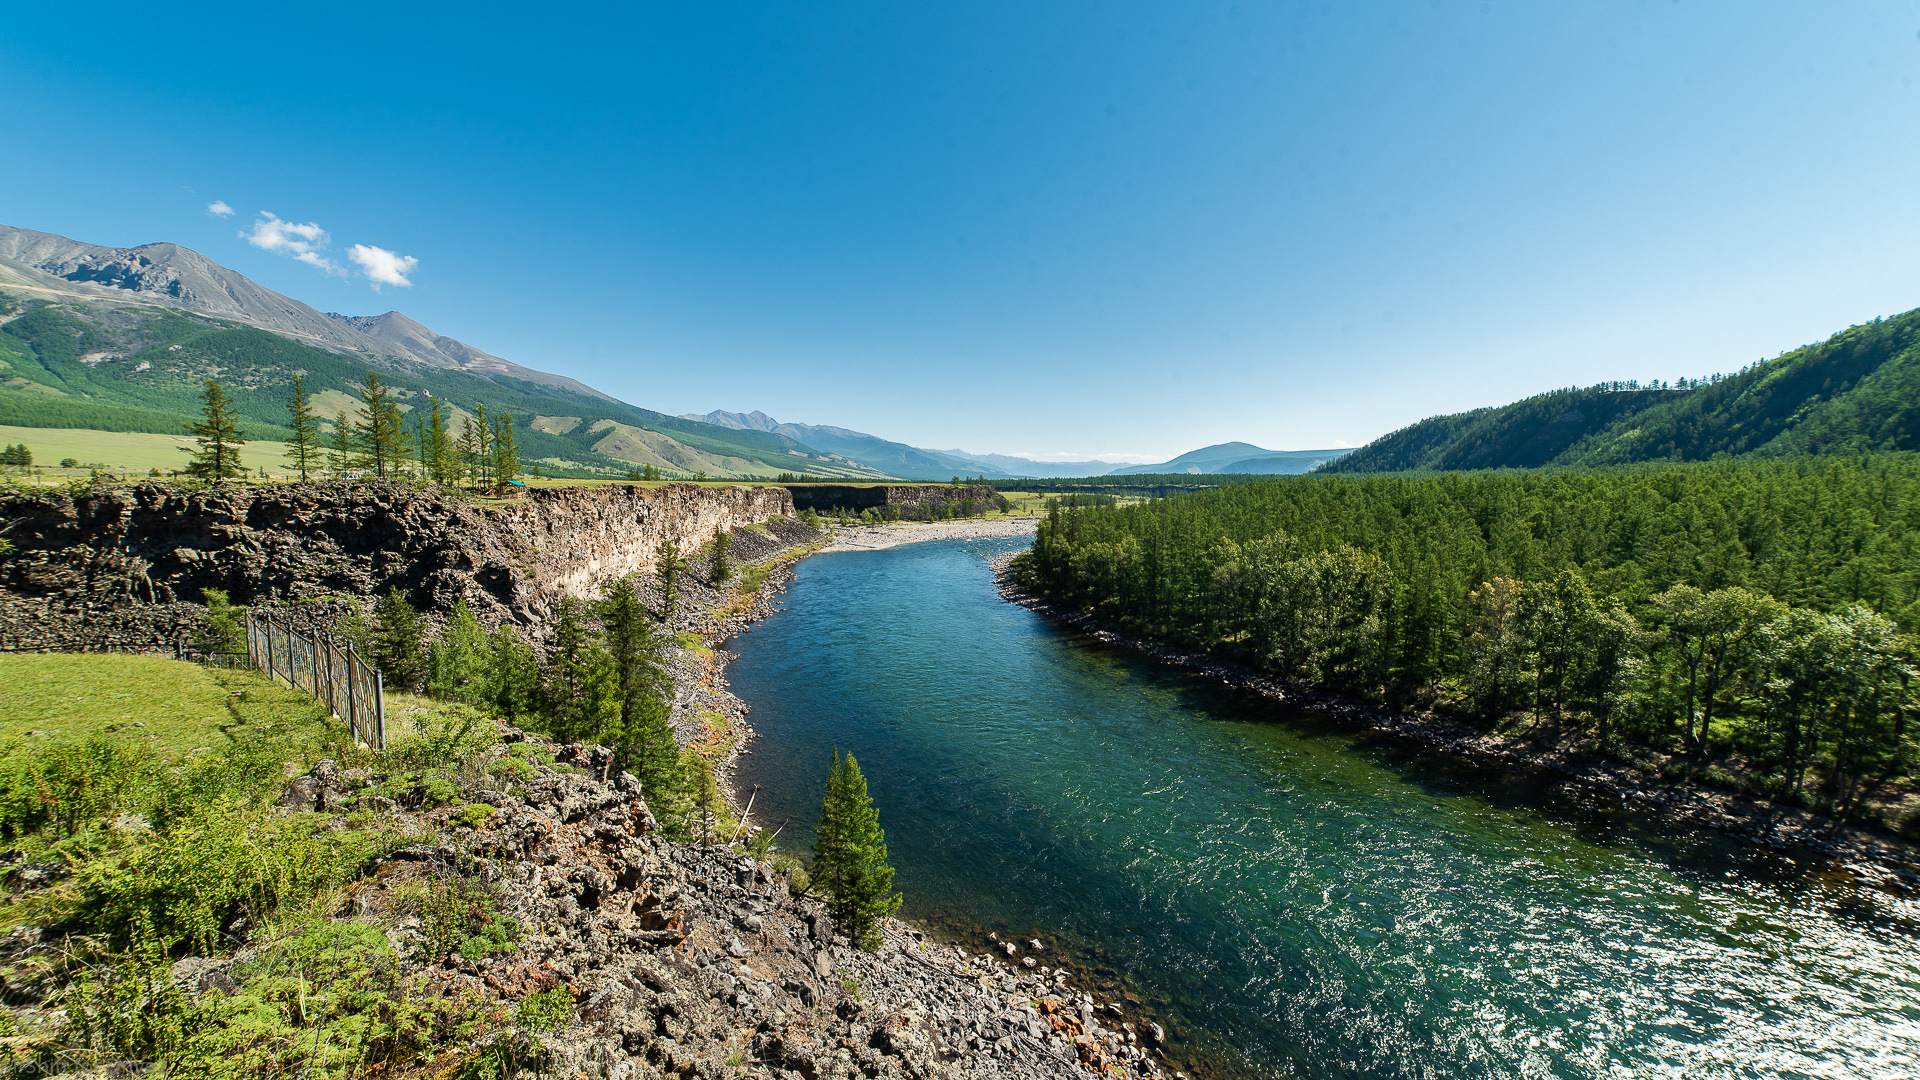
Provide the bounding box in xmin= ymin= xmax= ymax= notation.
xmin=1013 ymin=455 xmax=1920 ymax=833
xmin=0 ymin=523 xmax=929 ymax=1079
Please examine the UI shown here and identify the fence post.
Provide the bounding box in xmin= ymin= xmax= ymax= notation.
xmin=345 ymin=643 xmax=359 ymax=741
xmin=265 ymin=615 xmax=275 ymax=683
xmin=374 ymin=668 xmax=386 ymax=751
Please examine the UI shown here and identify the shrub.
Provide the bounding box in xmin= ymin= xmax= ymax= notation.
xmin=0 ymin=736 xmax=151 ymax=841
xmin=78 ymin=802 xmax=382 ymax=952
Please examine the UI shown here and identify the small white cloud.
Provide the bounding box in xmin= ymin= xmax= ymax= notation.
xmin=243 ymin=211 xmax=341 ymax=274
xmin=206 ymin=200 xmax=234 ymax=217
xmin=347 ymin=244 xmax=418 ymax=289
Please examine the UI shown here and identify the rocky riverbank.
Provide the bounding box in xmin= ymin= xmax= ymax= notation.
xmin=633 ymin=518 xmax=1168 ymax=1079
xmin=820 ymin=519 xmax=1037 ymax=553
xmin=990 ymin=554 xmax=1920 ymax=892
xmin=266 ymin=736 xmax=1166 ymax=1080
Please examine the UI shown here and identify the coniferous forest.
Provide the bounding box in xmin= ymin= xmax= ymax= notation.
xmin=1012 ymin=455 xmax=1920 ymax=827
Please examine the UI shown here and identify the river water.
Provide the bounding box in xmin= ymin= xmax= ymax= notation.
xmin=728 ymin=536 xmax=1920 ymax=1079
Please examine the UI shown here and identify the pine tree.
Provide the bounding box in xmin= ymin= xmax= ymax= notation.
xmin=355 ymin=372 xmax=406 ymax=478
xmin=491 ymin=412 xmax=520 ymax=492
xmin=427 ymin=398 xmax=457 ymax=485
xmin=427 ymin=598 xmax=488 ymax=702
xmin=479 ymin=625 xmax=541 ymax=724
xmin=373 ymin=587 xmax=430 ymax=691
xmin=710 ymin=527 xmax=732 ymax=585
xmin=643 ymin=464 xmax=661 ymax=482
xmin=285 ymin=374 xmax=322 ymax=481
xmin=594 ymin=581 xmax=683 ymax=821
xmin=655 ymin=538 xmax=684 ymax=623
xmin=540 ymin=596 xmax=621 ymax=745
xmin=329 ymin=412 xmax=353 ymax=477
xmin=466 ymin=403 xmax=492 ymax=488
xmin=812 ymin=751 xmax=901 ymax=951
xmin=182 ymin=379 xmax=247 ymax=482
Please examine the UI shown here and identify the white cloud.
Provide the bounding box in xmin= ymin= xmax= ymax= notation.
xmin=206 ymin=200 xmax=234 ymax=217
xmin=347 ymin=244 xmax=418 ymax=289
xmin=243 ymin=211 xmax=342 ymax=274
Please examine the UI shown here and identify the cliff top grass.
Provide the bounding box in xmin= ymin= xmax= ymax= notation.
xmin=0 ymin=653 xmax=338 ymax=765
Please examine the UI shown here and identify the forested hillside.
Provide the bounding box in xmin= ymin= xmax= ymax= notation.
xmin=1327 ymin=308 xmax=1920 ymax=473
xmin=1014 ymin=457 xmax=1920 ymax=825
xmin=0 ymin=293 xmax=882 ymax=479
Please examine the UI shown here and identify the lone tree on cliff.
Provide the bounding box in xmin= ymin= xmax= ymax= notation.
xmin=710 ymin=527 xmax=732 ymax=585
xmin=655 ymin=538 xmax=685 ymax=623
xmin=812 ymin=750 xmax=902 ymax=951
xmin=182 ymin=378 xmax=247 ymax=482
xmin=285 ymin=374 xmax=322 ymax=481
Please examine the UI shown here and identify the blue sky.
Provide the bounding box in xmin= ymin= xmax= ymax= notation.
xmin=5 ymin=2 xmax=1920 ymax=462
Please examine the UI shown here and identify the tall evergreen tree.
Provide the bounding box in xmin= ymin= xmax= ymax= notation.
xmin=540 ymin=596 xmax=621 ymax=745
xmin=181 ymin=379 xmax=247 ymax=482
xmin=372 ymin=587 xmax=430 ymax=691
xmin=329 ymin=411 xmax=353 ymax=477
xmin=479 ymin=625 xmax=541 ymax=724
xmin=285 ymin=374 xmax=322 ymax=481
xmin=593 ymin=581 xmax=683 ymax=808
xmin=710 ymin=527 xmax=732 ymax=585
xmin=812 ymin=750 xmax=901 ymax=951
xmin=491 ymin=412 xmax=520 ymax=492
xmin=355 ymin=371 xmax=406 ymax=478
xmin=427 ymin=398 xmax=457 ymax=485
xmin=464 ymin=403 xmax=492 ymax=488
xmin=427 ymin=598 xmax=488 ymax=702
xmin=655 ymin=538 xmax=684 ymax=623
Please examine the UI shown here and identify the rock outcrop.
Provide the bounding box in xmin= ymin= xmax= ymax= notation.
xmin=0 ymin=480 xmax=792 ymax=651
xmin=246 ymin=737 xmax=1163 ymax=1080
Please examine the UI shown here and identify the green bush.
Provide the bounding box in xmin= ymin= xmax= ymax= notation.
xmin=78 ymin=802 xmax=382 ymax=952
xmin=422 ymin=876 xmax=520 ymax=964
xmin=0 ymin=736 xmax=151 ymax=841
xmin=487 ymin=756 xmax=534 ymax=783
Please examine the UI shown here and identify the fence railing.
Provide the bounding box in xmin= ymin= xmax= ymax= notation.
xmin=245 ymin=611 xmax=386 ymax=750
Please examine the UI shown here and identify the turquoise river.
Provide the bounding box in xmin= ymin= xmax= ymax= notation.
xmin=727 ymin=535 xmax=1920 ymax=1079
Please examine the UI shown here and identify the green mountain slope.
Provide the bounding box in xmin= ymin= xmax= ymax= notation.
xmin=1326 ymin=308 xmax=1920 ymax=473
xmin=0 ymin=293 xmax=883 ymax=479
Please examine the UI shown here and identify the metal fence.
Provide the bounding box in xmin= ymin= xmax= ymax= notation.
xmin=246 ymin=610 xmax=386 ymax=749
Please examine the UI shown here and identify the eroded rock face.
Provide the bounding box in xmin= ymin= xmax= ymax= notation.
xmin=0 ymin=480 xmax=792 ymax=650
xmin=339 ymin=738 xmax=1162 ymax=1080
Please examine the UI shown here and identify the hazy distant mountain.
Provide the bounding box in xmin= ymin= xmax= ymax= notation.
xmin=1322 ymin=307 xmax=1920 ymax=473
xmin=682 ymin=409 xmax=1133 ymax=479
xmin=683 ymin=410 xmax=999 ymax=479
xmin=934 ymin=449 xmax=1125 ymax=478
xmin=0 ymin=223 xmax=884 ymax=479
xmin=1109 ymin=442 xmax=1353 ymax=475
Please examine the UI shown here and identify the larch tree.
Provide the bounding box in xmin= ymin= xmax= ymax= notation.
xmin=182 ymin=379 xmax=247 ymax=482
xmin=329 ymin=411 xmax=354 ymax=478
xmin=595 ymin=579 xmax=686 ymax=824
xmin=655 ymin=538 xmax=684 ymax=623
xmin=491 ymin=412 xmax=520 ymax=492
xmin=285 ymin=374 xmax=323 ymax=481
xmin=354 ymin=371 xmax=406 ymax=478
xmin=812 ymin=750 xmax=901 ymax=951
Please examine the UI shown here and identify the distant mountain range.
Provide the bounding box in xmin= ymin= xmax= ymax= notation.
xmin=1325 ymin=308 xmax=1920 ymax=473
xmin=682 ymin=410 xmax=1351 ymax=480
xmin=0 ymin=224 xmax=886 ymax=480
xmin=1108 ymin=442 xmax=1353 ymax=475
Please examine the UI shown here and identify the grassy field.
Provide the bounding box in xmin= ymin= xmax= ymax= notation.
xmin=0 ymin=654 xmax=337 ymax=764
xmin=0 ymin=424 xmax=294 ymax=475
